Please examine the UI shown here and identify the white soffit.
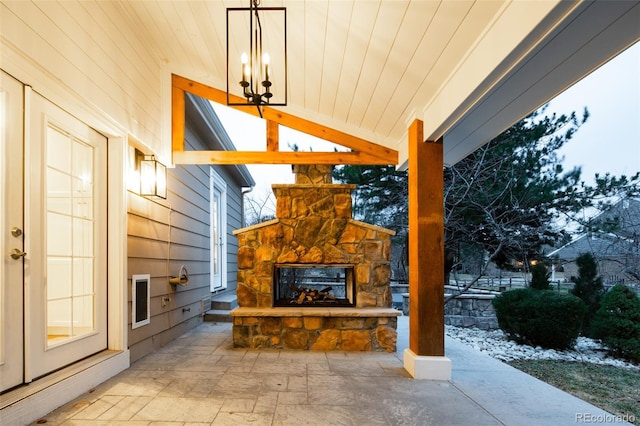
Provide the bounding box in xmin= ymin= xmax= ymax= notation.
xmin=436 ymin=0 xmax=640 ymax=167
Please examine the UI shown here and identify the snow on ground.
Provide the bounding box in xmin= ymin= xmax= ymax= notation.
xmin=445 ymin=325 xmax=640 ymax=370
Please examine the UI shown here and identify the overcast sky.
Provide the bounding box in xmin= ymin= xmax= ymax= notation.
xmin=213 ymin=42 xmax=640 ymax=199
xmin=551 ymin=42 xmax=639 ymax=184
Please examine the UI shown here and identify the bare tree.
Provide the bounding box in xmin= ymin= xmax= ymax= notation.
xmin=444 ymin=108 xmax=639 ymax=299
xmin=334 ymin=107 xmax=640 ymax=300
xmin=244 ymin=189 xmax=276 ymax=226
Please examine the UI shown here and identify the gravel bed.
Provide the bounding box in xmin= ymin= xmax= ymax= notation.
xmin=445 ymin=325 xmax=640 ymax=370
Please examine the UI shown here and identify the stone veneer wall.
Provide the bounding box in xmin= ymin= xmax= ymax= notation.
xmin=403 ymin=287 xmax=500 ymax=330
xmin=231 ymin=165 xmax=400 ymax=351
xmin=444 ymin=294 xmax=499 ymax=330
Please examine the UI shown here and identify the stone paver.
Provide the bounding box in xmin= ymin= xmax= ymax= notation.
xmin=31 ymin=317 xmax=631 ymax=425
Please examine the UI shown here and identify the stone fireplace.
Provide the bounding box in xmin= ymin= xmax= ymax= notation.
xmin=231 ymin=165 xmax=399 ymax=351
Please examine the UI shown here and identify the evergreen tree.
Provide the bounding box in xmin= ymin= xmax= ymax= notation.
xmin=333 ymin=165 xmax=409 ymax=280
xmin=591 ymin=284 xmax=640 ymax=362
xmin=333 ymin=106 xmax=639 ymax=291
xmin=570 ymin=252 xmax=605 ymax=335
xmin=332 ymin=165 xmax=407 ymax=228
xmin=530 ymin=263 xmax=551 ymax=290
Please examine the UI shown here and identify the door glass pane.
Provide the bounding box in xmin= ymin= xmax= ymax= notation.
xmin=212 ymin=194 xmax=219 ymax=275
xmin=73 ymin=141 xmax=93 ymax=219
xmin=47 ymin=212 xmax=72 ymax=255
xmin=73 ymin=295 xmax=94 ymax=335
xmin=210 ymin=169 xmax=227 ymax=291
xmin=47 ymin=298 xmax=72 ymax=343
xmin=73 ymin=217 xmax=93 ymax=256
xmin=73 ymin=258 xmax=93 ymax=295
xmin=47 ymin=128 xmax=71 ymax=171
xmin=47 ymin=168 xmax=72 ymax=214
xmin=47 ymin=258 xmax=72 ymax=299
xmin=46 ymin=126 xmax=96 ymax=345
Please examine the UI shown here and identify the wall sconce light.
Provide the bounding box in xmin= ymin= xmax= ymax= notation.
xmin=137 ymin=150 xmax=167 ymax=199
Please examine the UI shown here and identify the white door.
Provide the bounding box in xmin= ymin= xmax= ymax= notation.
xmin=210 ymin=169 xmax=227 ymax=291
xmin=1 ymin=71 xmax=25 ymax=392
xmin=0 ymin=78 xmax=109 ymax=387
xmin=26 ymin=90 xmax=108 ymax=380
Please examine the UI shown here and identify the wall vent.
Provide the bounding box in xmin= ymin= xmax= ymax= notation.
xmin=132 ymin=274 xmax=151 ymax=329
xmin=200 ymin=296 xmax=212 ymax=315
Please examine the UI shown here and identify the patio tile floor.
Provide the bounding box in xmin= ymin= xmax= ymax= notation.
xmin=31 ymin=316 xmax=627 ymax=425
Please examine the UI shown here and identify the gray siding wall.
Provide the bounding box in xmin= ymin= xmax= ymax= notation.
xmin=127 ymin=115 xmax=247 ymax=363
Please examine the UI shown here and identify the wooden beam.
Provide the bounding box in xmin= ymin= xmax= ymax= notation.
xmin=408 ymin=119 xmax=445 ymax=356
xmin=171 ymin=74 xmax=398 ymax=165
xmin=261 ymin=108 xmax=397 ymax=163
xmin=172 ymin=85 xmax=186 ymax=153
xmin=172 ymin=74 xmax=259 ymax=118
xmin=172 ymin=150 xmax=389 ymax=165
xmin=266 ymin=120 xmax=279 ymax=152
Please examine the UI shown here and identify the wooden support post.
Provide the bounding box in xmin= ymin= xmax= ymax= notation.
xmin=404 ymin=119 xmax=450 ymax=380
xmin=172 ymin=86 xmax=185 ymax=155
xmin=266 ymin=120 xmax=279 ymax=152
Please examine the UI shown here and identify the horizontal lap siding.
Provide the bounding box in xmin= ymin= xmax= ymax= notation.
xmin=127 ymin=114 xmax=247 ymax=362
xmin=127 ymin=175 xmax=212 ymax=361
xmin=127 ymin=131 xmax=212 ymax=361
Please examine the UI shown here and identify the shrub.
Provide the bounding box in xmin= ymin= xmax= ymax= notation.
xmin=592 ymin=285 xmax=640 ymax=363
xmin=530 ymin=263 xmax=551 ymax=290
xmin=493 ymin=288 xmax=586 ymax=349
xmin=570 ymin=252 xmax=604 ymax=336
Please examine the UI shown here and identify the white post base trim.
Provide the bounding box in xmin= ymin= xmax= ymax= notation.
xmin=403 ymin=348 xmax=452 ymax=380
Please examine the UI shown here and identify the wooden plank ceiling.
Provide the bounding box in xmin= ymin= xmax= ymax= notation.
xmin=117 ymin=0 xmax=640 ymax=166
xmin=119 ymin=0 xmax=503 ymax=164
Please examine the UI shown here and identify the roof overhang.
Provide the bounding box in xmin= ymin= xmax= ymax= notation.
xmin=433 ymin=0 xmax=640 ymax=168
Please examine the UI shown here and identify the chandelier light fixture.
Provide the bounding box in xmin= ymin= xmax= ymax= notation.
xmin=226 ymin=0 xmax=287 ymax=117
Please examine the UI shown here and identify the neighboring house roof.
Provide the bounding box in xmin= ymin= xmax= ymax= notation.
xmin=588 ymin=197 xmax=640 ymax=240
xmin=548 ymin=198 xmax=640 ymax=261
xmin=185 ymin=94 xmax=255 ymax=188
xmin=547 ymin=233 xmax=632 ymax=261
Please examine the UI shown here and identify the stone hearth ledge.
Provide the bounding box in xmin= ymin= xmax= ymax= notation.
xmin=230 ymin=307 xmax=401 ymax=317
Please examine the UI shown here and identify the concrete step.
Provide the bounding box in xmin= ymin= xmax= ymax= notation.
xmin=210 ymin=292 xmax=238 ymax=311
xmin=204 ymin=309 xmax=234 ymax=323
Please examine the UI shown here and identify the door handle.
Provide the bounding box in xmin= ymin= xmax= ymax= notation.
xmin=10 ymin=248 xmax=27 ymax=260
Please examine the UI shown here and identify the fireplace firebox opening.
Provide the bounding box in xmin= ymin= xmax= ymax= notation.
xmin=273 ymin=264 xmax=355 ymax=307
